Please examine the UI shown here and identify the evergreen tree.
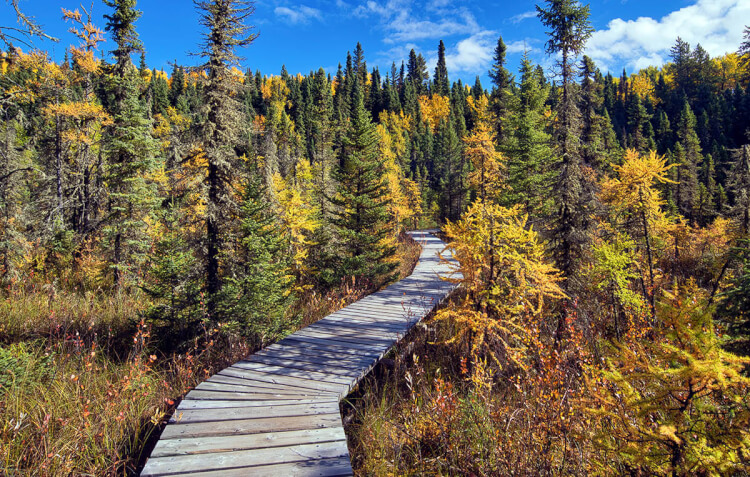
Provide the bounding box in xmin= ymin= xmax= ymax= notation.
xmin=407 ymin=49 xmax=428 ymax=95
xmin=433 ymin=40 xmax=450 ymax=97
xmin=717 ymin=239 xmax=750 ymax=355
xmin=168 ymin=64 xmax=186 ymax=109
xmin=488 ymin=36 xmax=513 ymax=143
xmin=537 ymin=0 xmax=594 ymax=278
xmin=738 ymin=26 xmax=750 ymax=86
xmin=195 ymin=0 xmax=257 ymax=317
xmin=504 ymin=52 xmax=554 ymax=217
xmin=142 ymin=201 xmax=202 ymax=349
xmin=103 ymin=0 xmax=158 ymax=287
xmin=434 ymin=117 xmax=466 ymax=221
xmin=728 ymin=144 xmax=750 ymax=234
xmin=675 ymin=100 xmax=703 ymax=220
xmin=150 ymin=68 xmax=169 ymax=116
xmin=626 ymin=92 xmax=652 ymax=153
xmin=328 ymin=79 xmax=396 ymax=287
xmin=220 ymin=173 xmax=295 ymax=346
xmin=579 ymin=55 xmax=611 ymax=168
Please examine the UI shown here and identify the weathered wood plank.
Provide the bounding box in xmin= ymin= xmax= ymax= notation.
xmin=245 ymin=355 xmax=365 ymax=377
xmin=251 ymin=350 xmax=374 ymax=371
xmin=205 ymin=373 xmax=337 ymax=394
xmin=149 ymin=426 xmax=348 ymax=458
xmin=177 ymin=398 xmax=338 ymax=410
xmin=159 ymin=412 xmax=344 ymax=440
xmin=170 ymin=402 xmax=340 ymax=424
xmin=160 ymin=457 xmax=353 ymax=477
xmin=142 ymin=440 xmax=350 ymax=475
xmin=184 ymin=390 xmax=323 ymax=402
xmin=231 ymin=361 xmax=354 ymax=385
xmin=217 ymin=367 xmax=344 ymax=394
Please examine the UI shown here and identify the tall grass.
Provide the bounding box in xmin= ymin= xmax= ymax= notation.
xmin=0 ymin=232 xmax=423 ymax=476
xmin=0 ymin=287 xmax=146 ymax=351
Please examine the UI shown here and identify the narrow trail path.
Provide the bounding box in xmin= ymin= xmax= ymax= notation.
xmin=141 ymin=231 xmax=457 ymax=476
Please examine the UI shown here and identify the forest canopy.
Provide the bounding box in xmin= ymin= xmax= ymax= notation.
xmin=1 ymin=0 xmax=750 ymax=475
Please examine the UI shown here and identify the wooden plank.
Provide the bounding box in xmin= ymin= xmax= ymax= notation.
xmin=158 ymin=457 xmax=353 ymax=477
xmin=142 ymin=440 xmax=350 ymax=475
xmin=316 ymin=313 xmax=411 ymax=328
xmin=265 ymin=341 xmax=378 ymax=358
xmin=267 ymin=339 xmax=381 ymax=359
xmin=159 ymin=412 xmax=344 ymax=440
xmin=231 ymin=361 xmax=354 ymax=385
xmin=293 ymin=327 xmax=395 ymax=346
xmin=217 ymin=367 xmax=344 ymax=394
xmin=205 ymin=374 xmax=336 ymax=394
xmin=277 ymin=334 xmax=383 ymax=353
xmin=184 ymin=390 xmax=322 ymax=402
xmin=177 ymin=398 xmax=338 ymax=410
xmin=252 ymin=349 xmax=375 ymax=370
xmin=308 ymin=319 xmax=405 ymax=336
xmin=246 ymin=355 xmax=365 ymax=377
xmin=149 ymin=426 xmax=348 ymax=458
xmin=170 ymin=402 xmax=341 ymax=424
xmin=194 ymin=381 xmax=334 ymax=397
xmin=297 ymin=324 xmax=398 ymax=343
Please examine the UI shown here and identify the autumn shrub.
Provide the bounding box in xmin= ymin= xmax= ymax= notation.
xmin=582 ymin=283 xmax=750 ymax=475
xmin=0 ymin=321 xmax=249 ymax=476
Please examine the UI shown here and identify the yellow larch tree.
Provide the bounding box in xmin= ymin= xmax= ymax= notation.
xmin=418 ymin=94 xmax=450 ymax=132
xmin=600 ymin=149 xmax=677 ymax=314
xmin=464 ymin=95 xmax=505 ymax=201
xmin=273 ymin=160 xmax=320 ymax=290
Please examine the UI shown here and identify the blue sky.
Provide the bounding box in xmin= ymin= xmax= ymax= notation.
xmin=2 ymin=0 xmax=749 ymax=86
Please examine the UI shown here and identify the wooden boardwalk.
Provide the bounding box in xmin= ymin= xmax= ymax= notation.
xmin=141 ymin=231 xmax=457 ymax=476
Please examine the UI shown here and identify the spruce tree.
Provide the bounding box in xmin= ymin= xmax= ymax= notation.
xmin=626 ymin=92 xmax=652 ymax=153
xmin=537 ymin=0 xmax=594 ymax=278
xmin=728 ymin=144 xmax=750 ymax=234
xmin=433 ymin=40 xmax=450 ymax=97
xmin=150 ymin=69 xmax=169 ymax=116
xmin=195 ymin=0 xmax=257 ymax=317
xmin=504 ymin=52 xmax=555 ymax=218
xmin=716 ymin=239 xmax=750 ymax=355
xmin=675 ymin=100 xmax=703 ymax=220
xmin=328 ymin=78 xmax=396 ymax=287
xmin=103 ymin=0 xmax=158 ymax=288
xmin=168 ymin=64 xmax=186 ymax=109
xmin=220 ymin=173 xmax=295 ymax=346
xmin=488 ymin=36 xmax=513 ymax=143
xmin=579 ymin=55 xmax=609 ymax=168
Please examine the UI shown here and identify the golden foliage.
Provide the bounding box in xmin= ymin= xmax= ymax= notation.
xmin=437 ymin=200 xmax=565 ymax=369
xmin=273 ymin=162 xmax=320 ymax=289
xmin=601 ymin=149 xmax=675 ymax=222
xmin=418 ymin=94 xmax=450 ymax=132
xmin=463 ymin=102 xmax=505 ymax=201
xmin=582 ymin=283 xmax=750 ymax=475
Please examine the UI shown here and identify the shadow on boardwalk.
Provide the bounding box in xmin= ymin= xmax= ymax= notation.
xmin=140 ymin=231 xmax=457 ymax=477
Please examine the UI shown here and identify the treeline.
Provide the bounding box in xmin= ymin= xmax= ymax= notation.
xmin=2 ymin=0 xmax=750 ymax=350
xmin=349 ymin=1 xmax=750 ymax=474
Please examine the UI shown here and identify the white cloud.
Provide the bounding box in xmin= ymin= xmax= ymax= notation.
xmin=354 ymin=0 xmax=481 ymax=44
xmin=443 ymin=32 xmax=495 ymax=74
xmin=506 ymin=39 xmax=538 ymax=54
xmin=274 ymin=5 xmax=323 ymax=25
xmin=585 ymin=0 xmax=750 ymax=73
xmin=510 ymin=11 xmax=537 ymax=24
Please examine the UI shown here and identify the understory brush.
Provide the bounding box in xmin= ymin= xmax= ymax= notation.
xmin=0 ymin=231 xmax=421 ymax=476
